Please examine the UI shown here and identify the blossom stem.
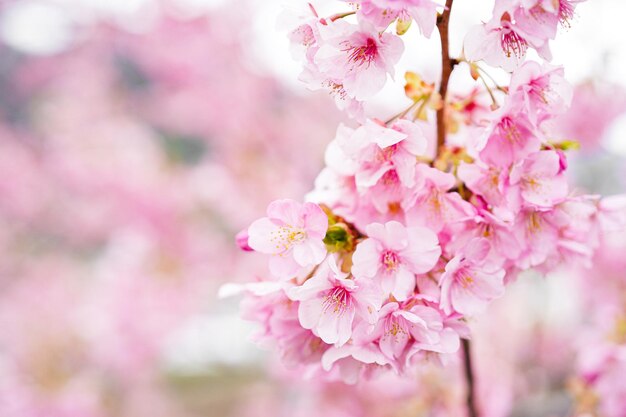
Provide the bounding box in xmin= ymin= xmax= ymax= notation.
xmin=476 ymin=72 xmax=499 ymax=108
xmin=475 ymin=65 xmax=508 ymax=93
xmin=412 ymin=96 xmax=431 ymax=121
xmin=385 ymin=100 xmax=421 ymax=124
xmin=329 ymin=11 xmax=356 ymax=22
xmin=435 ymin=0 xmax=455 ymax=156
xmin=462 ymin=339 xmax=479 ymax=417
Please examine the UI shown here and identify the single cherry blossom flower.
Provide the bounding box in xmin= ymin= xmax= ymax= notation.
xmin=446 ymin=209 xmax=524 ymax=266
xmin=477 ymin=101 xmax=543 ymax=168
xmin=509 ymin=61 xmax=572 ymax=123
xmin=464 ymin=12 xmax=551 ymax=72
xmin=314 ymin=19 xmax=404 ymax=101
xmin=439 ymin=238 xmax=506 ymax=316
xmin=352 ymin=221 xmax=440 ymax=300
xmin=365 ymin=302 xmax=459 ymax=372
xmin=278 ymin=1 xmax=322 ymax=60
xmin=288 ymin=258 xmax=382 ymax=346
xmin=509 ymin=150 xmax=569 ymax=209
xmin=457 ymin=161 xmax=513 ymax=210
xmin=248 ymin=199 xmax=328 ymax=278
xmin=336 ymin=119 xmax=430 ymax=189
xmin=511 ymin=208 xmax=559 ymax=269
xmin=405 ymin=164 xmax=476 ymax=232
xmin=349 ymin=0 xmax=439 ymax=37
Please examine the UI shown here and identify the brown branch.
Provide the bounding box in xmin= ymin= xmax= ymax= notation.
xmin=462 ymin=339 xmax=479 ymax=417
xmin=436 ymin=0 xmax=455 ymax=156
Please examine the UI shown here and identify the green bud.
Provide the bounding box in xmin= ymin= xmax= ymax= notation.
xmin=323 ymin=224 xmax=354 ymax=253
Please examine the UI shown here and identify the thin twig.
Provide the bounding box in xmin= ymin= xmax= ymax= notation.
xmin=462 ymin=339 xmax=478 ymax=417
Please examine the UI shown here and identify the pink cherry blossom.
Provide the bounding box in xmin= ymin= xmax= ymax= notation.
xmin=288 ymin=258 xmax=382 ymax=346
xmin=352 ymin=221 xmax=440 ymax=300
xmin=464 ymin=19 xmax=530 ymax=72
xmin=278 ymin=2 xmax=321 ymax=60
xmin=457 ymin=161 xmax=514 ymax=211
xmin=509 ymin=150 xmax=568 ymax=209
xmin=509 ymin=61 xmax=572 ymax=123
xmin=314 ymin=19 xmax=404 ymax=101
xmin=321 ymin=343 xmax=391 ymax=384
xmin=335 ymin=118 xmax=429 ymax=189
xmin=366 ymin=302 xmax=460 ymax=372
xmin=447 ymin=209 xmax=524 ymax=267
xmin=439 ymin=238 xmax=506 ymax=316
xmin=477 ymin=101 xmax=543 ymax=168
xmin=240 ymin=283 xmax=330 ymax=368
xmin=349 ymin=0 xmax=439 ymax=37
xmin=248 ymin=199 xmax=328 ymax=278
xmin=464 ymin=11 xmax=551 ymax=72
xmin=405 ymin=164 xmax=476 ymax=232
xmin=510 ymin=208 xmax=560 ymax=269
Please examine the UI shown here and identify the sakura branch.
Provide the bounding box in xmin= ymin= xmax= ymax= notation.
xmin=435 ymin=0 xmax=454 ymax=155
xmin=231 ymin=0 xmax=625 ymax=415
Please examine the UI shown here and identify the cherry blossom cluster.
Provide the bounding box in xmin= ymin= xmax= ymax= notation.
xmin=233 ymin=0 xmax=622 ymax=384
xmin=464 ymin=0 xmax=582 ymax=71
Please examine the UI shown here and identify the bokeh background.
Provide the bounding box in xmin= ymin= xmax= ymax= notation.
xmin=0 ymin=0 xmax=625 ymax=416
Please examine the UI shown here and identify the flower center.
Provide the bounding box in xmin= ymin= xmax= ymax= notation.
xmin=500 ymin=117 xmax=522 ymax=145
xmin=381 ymin=250 xmax=400 ymax=272
xmin=528 ymin=211 xmax=543 ymax=233
xmin=376 ymin=144 xmax=398 ymax=162
xmin=342 ymin=37 xmax=378 ymax=70
xmin=270 ymin=226 xmax=307 ymax=252
xmin=500 ymin=27 xmax=528 ymax=59
xmin=324 ymin=80 xmax=347 ymax=100
xmin=558 ymin=0 xmax=575 ymax=28
xmin=380 ymin=170 xmax=400 ymax=186
xmin=385 ymin=316 xmax=408 ymax=340
xmin=457 ymin=268 xmax=475 ymax=288
xmin=322 ymin=286 xmax=353 ymax=315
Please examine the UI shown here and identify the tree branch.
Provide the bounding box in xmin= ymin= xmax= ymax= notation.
xmin=462 ymin=339 xmax=478 ymax=417
xmin=436 ymin=0 xmax=454 ymax=156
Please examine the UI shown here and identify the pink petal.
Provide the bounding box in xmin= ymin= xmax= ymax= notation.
xmin=298 ymin=298 xmax=324 ymax=330
xmin=380 ymin=324 xmax=409 ymax=359
xmin=402 ymin=226 xmax=441 ymax=273
xmin=293 ymin=239 xmax=327 ymax=267
xmin=384 ymin=220 xmax=409 ymax=251
xmin=287 ymin=271 xmax=332 ymax=301
xmin=463 ymin=238 xmax=491 ymax=262
xmin=368 ymin=121 xmax=407 ymax=148
xmin=267 ymin=199 xmax=304 ymax=226
xmin=391 ymin=266 xmax=416 ymax=301
xmin=356 ymin=162 xmax=393 ymax=188
xmin=302 ymin=202 xmax=328 ymax=237
xmin=451 ymin=283 xmax=487 ymax=316
xmin=247 ymin=217 xmax=282 ymax=254
xmin=268 ymin=254 xmax=300 ymax=278
xmin=351 ymin=239 xmax=381 ymax=279
xmin=317 ymin=303 xmax=355 ymax=346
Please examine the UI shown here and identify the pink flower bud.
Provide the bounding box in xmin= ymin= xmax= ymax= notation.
xmin=236 ymin=229 xmax=253 ymax=252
